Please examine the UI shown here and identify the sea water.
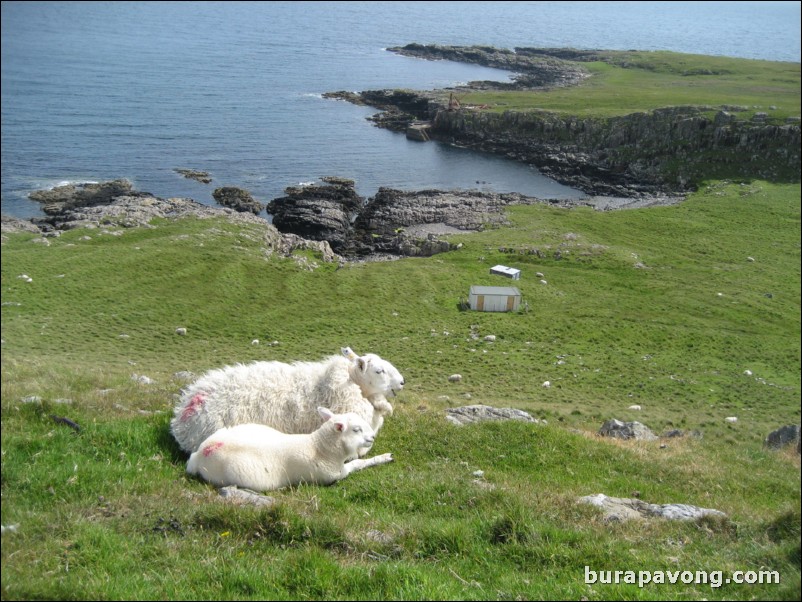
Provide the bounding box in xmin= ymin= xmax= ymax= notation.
xmin=2 ymin=1 xmax=799 ymax=218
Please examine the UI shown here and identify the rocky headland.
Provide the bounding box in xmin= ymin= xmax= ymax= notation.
xmin=326 ymin=44 xmax=801 ymax=198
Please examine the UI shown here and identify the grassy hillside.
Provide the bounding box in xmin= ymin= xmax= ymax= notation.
xmin=1 ymin=180 xmax=800 ymax=600
xmin=453 ymin=51 xmax=800 ymax=120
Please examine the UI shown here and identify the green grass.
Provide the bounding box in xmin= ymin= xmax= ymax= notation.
xmin=2 ymin=180 xmax=800 ymax=600
xmin=451 ymin=51 xmax=800 ymax=120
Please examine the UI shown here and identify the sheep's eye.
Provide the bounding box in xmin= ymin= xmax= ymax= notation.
xmin=353 ymin=426 xmax=362 ymax=433
xmin=375 ymin=368 xmax=384 ymax=374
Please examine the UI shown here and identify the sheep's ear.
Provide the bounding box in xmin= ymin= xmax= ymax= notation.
xmin=334 ymin=421 xmax=345 ymax=432
xmin=341 ymin=347 xmax=358 ymax=361
xmin=357 ymin=356 xmax=368 ymax=373
xmin=318 ymin=407 xmax=334 ymax=421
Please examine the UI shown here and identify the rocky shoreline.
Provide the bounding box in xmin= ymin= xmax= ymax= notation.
xmin=3 ymin=177 xmax=677 ymax=262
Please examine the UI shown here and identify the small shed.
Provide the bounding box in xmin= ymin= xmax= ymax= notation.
xmin=469 ymin=285 xmax=521 ymax=312
xmin=490 ymin=265 xmax=521 ymax=280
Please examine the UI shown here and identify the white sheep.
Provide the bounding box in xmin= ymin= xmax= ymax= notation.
xmin=170 ymin=347 xmax=404 ymax=454
xmin=186 ymin=407 xmax=394 ymax=491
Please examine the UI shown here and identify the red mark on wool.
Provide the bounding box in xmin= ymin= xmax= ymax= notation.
xmin=180 ymin=392 xmax=206 ymax=421
xmin=202 ymin=441 xmax=224 ymax=457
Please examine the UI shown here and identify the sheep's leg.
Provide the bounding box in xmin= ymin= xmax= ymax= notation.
xmin=343 ymin=453 xmax=393 ymax=476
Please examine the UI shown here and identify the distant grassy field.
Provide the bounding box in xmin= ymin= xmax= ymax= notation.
xmin=2 ymin=180 xmax=799 ymax=600
xmin=452 ymin=51 xmax=800 ymax=120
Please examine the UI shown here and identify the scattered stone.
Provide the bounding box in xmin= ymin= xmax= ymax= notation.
xmin=725 ymin=416 xmax=738 ymax=423
xmin=173 ymin=371 xmax=195 ymax=381
xmin=764 ymin=425 xmax=800 ymax=451
xmin=578 ymin=493 xmax=727 ymax=522
xmin=448 ymin=374 xmax=463 ymax=383
xmin=598 ymin=419 xmax=658 ymax=441
xmin=218 ymin=485 xmax=275 ymax=507
xmin=627 ymin=404 xmax=642 ymax=411
xmin=446 ymin=404 xmax=539 ymax=426
xmin=132 ymin=374 xmax=155 ymax=385
xmin=175 ymin=327 xmax=188 ymax=336
xmin=21 ymin=396 xmax=42 ymax=404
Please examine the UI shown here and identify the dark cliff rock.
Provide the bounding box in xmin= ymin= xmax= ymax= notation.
xmin=431 ymin=106 xmax=801 ymax=195
xmin=212 ymin=187 xmax=264 ymax=215
xmin=266 ymin=177 xmax=364 ymax=254
xmin=346 ymin=187 xmax=541 ymax=257
xmin=261 ymin=177 xmax=585 ymax=259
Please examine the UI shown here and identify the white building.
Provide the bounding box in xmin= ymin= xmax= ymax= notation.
xmin=469 ymin=285 xmax=521 ymax=312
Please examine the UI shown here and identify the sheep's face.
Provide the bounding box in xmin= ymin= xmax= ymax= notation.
xmin=319 ymin=408 xmax=376 ymax=456
xmin=353 ymin=353 xmax=405 ymax=398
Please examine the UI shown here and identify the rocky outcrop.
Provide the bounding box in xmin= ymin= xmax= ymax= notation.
xmin=266 ymin=177 xmax=364 ymax=254
xmin=28 ymin=180 xmax=142 ymax=214
xmin=2 ymin=214 xmax=42 ymax=236
xmin=764 ymin=425 xmax=801 ymax=452
xmin=212 ymin=187 xmax=264 ymax=215
xmin=174 ymin=169 xmax=212 ymax=184
xmin=9 ymin=180 xmax=339 ymax=264
xmin=345 ymin=187 xmax=579 ymax=257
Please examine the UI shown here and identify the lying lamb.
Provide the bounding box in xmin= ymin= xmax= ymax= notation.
xmin=186 ymin=407 xmax=394 ymax=491
xmin=171 ymin=347 xmax=404 ymax=454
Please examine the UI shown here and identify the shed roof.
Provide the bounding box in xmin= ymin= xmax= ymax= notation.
xmin=470 ymin=285 xmax=521 ymax=296
xmin=490 ymin=265 xmax=521 ymax=275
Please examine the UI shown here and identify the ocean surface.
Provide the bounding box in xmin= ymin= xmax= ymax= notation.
xmin=2 ymin=1 xmax=800 ymax=219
